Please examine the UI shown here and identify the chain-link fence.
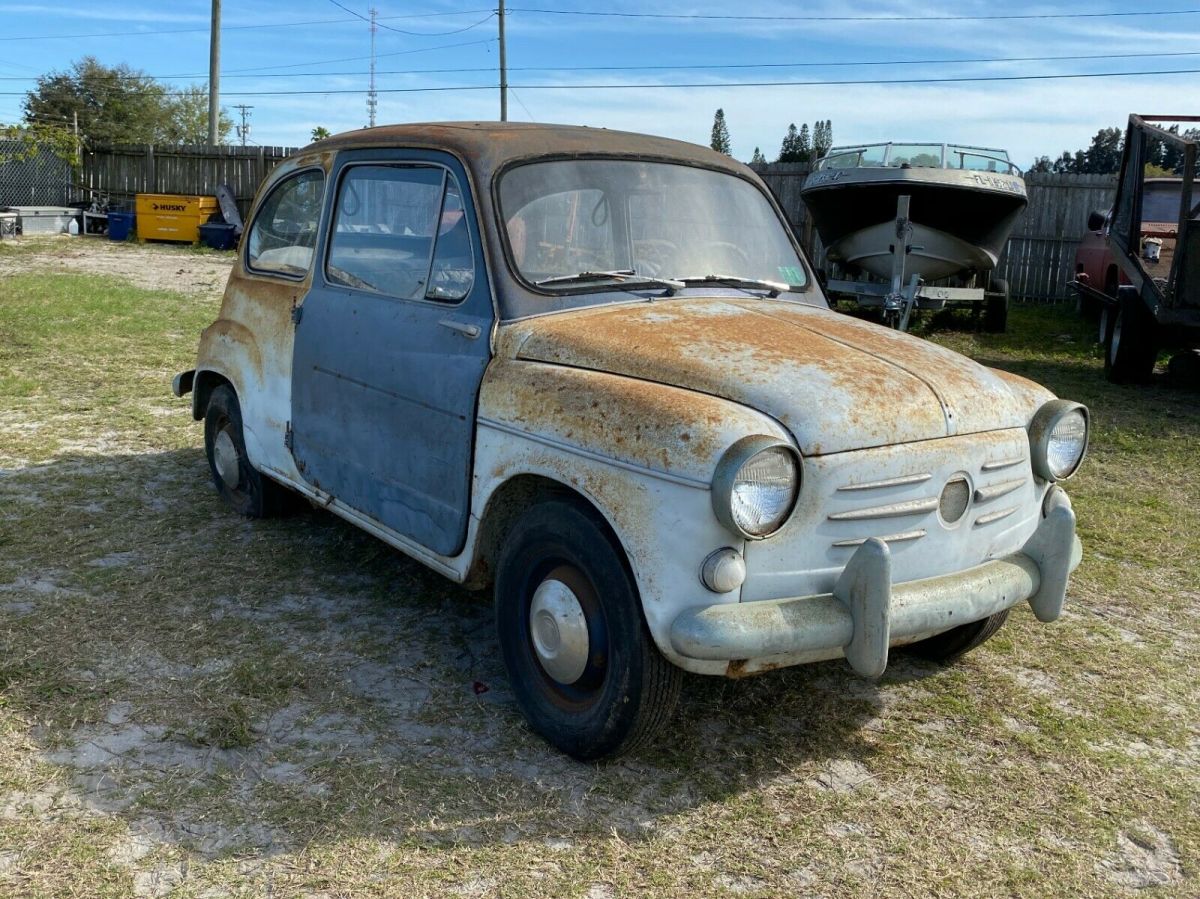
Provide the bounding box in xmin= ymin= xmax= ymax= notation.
xmin=0 ymin=139 xmax=72 ymax=207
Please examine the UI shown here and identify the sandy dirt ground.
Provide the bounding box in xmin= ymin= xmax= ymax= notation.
xmin=0 ymin=235 xmax=233 ymax=297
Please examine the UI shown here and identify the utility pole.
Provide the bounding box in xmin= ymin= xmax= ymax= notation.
xmin=208 ymin=0 xmax=221 ymax=145
xmin=234 ymin=105 xmax=253 ymax=146
xmin=498 ymin=0 xmax=507 ymax=122
xmin=367 ymin=7 xmax=378 ymax=128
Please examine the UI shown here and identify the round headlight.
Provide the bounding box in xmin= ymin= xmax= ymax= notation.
xmin=1029 ymin=400 xmax=1089 ymax=481
xmin=713 ymin=436 xmax=800 ymax=539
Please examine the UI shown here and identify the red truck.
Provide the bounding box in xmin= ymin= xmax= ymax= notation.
xmin=1074 ymin=178 xmax=1183 ymax=310
xmin=1070 ymin=115 xmax=1199 ymax=383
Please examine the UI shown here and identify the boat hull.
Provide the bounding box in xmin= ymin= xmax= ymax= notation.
xmin=801 ymin=167 xmax=1027 ymax=281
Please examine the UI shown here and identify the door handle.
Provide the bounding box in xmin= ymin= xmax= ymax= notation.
xmin=438 ymin=319 xmax=482 ymax=339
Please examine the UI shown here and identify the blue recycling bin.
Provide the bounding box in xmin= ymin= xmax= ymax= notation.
xmin=107 ymin=211 xmax=135 ymax=241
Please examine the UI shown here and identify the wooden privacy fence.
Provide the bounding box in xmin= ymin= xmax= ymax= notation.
xmin=66 ymin=146 xmax=1115 ymax=301
xmin=754 ymin=164 xmax=1117 ymax=303
xmin=76 ymin=144 xmax=298 ymax=220
xmin=1000 ymin=173 xmax=1116 ymax=302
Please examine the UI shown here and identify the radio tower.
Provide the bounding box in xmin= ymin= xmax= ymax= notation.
xmin=366 ymin=7 xmax=378 ymax=127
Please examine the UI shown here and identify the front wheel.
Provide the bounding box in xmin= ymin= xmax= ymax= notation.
xmin=904 ymin=610 xmax=1009 ymax=663
xmin=1104 ymin=288 xmax=1158 ymax=384
xmin=203 ymin=384 xmax=290 ymax=517
xmin=494 ymin=498 xmax=681 ymax=760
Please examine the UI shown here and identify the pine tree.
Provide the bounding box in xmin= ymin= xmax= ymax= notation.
xmin=710 ymin=108 xmax=732 ymax=155
xmin=778 ymin=123 xmax=802 ymax=162
xmin=750 ymin=146 xmax=766 ymax=165
xmin=814 ymin=119 xmax=833 ymax=159
xmin=797 ymin=123 xmax=811 ymax=162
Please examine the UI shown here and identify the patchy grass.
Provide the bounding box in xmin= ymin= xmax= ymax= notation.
xmin=0 ymin=252 xmax=1197 ymax=897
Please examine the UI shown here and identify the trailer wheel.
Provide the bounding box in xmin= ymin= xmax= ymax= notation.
xmin=983 ymin=278 xmax=1009 ymax=333
xmin=1104 ymin=287 xmax=1158 ymax=384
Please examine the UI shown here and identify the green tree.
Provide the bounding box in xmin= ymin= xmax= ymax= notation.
xmin=778 ymin=123 xmax=803 ymax=162
xmin=797 ymin=123 xmax=811 ymax=161
xmin=710 ymin=108 xmax=731 ymax=155
xmin=163 ymin=85 xmax=232 ymax=144
xmin=1082 ymin=127 xmax=1123 ymax=174
xmin=813 ymin=119 xmax=833 ymax=159
xmin=750 ymin=146 xmax=766 ymax=165
xmin=23 ymin=57 xmax=174 ymax=146
xmin=311 ymin=126 xmax=332 ymax=142
xmin=0 ymin=121 xmax=79 ymax=168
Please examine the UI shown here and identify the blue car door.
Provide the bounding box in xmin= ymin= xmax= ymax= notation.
xmin=290 ymin=149 xmax=493 ymax=556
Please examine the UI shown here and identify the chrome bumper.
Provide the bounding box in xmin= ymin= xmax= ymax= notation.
xmin=670 ymin=487 xmax=1082 ymax=678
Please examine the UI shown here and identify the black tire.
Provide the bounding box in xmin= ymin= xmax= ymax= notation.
xmin=905 ymin=610 xmax=1009 ymax=663
xmin=203 ymin=384 xmax=289 ymax=517
xmin=983 ymin=278 xmax=1009 ymax=333
xmin=1104 ymin=288 xmax=1158 ymax=384
xmin=494 ymin=498 xmax=681 ymax=760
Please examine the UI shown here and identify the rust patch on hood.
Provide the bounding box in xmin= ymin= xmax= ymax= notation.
xmin=505 ymin=298 xmax=1039 ymax=456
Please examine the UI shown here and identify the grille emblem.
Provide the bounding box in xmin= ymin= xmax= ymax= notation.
xmin=939 ymin=476 xmax=971 ymax=524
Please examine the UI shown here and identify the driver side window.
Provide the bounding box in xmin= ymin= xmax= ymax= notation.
xmin=247 ymin=169 xmax=326 ymax=278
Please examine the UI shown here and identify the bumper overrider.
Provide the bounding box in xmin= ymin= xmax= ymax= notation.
xmin=671 ymin=486 xmax=1082 ymax=677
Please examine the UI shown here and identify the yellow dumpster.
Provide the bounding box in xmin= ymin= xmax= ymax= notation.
xmin=135 ymin=193 xmax=219 ymax=244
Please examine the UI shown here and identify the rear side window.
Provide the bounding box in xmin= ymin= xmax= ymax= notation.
xmin=247 ymin=169 xmax=325 ymax=278
xmin=326 ymin=164 xmax=474 ymax=303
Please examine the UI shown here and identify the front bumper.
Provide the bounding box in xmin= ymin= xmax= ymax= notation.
xmin=670 ymin=486 xmax=1081 ymax=678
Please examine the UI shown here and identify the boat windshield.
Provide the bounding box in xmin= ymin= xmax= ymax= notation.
xmin=1143 ymin=180 xmax=1183 ymax=223
xmin=816 ymin=143 xmax=1019 ymax=174
xmin=498 ymin=159 xmax=808 ymax=302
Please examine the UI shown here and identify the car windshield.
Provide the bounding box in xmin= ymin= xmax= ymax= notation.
xmin=498 ymin=159 xmax=808 ymax=303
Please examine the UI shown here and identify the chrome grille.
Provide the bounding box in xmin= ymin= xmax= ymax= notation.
xmin=826 ymin=446 xmax=1033 ymax=551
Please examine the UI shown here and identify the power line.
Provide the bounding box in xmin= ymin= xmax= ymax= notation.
xmin=508 ymin=5 xmax=1200 ymax=22
xmin=212 ymin=38 xmax=497 ymax=76
xmin=326 ymin=0 xmax=495 ymax=36
xmin=7 ymin=65 xmax=1187 ymax=96
xmin=0 ymin=9 xmax=494 ymax=42
xmin=2 ymin=48 xmax=1197 ymax=82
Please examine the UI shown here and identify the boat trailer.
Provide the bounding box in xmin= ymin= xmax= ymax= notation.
xmin=822 ymin=195 xmax=1007 ymax=331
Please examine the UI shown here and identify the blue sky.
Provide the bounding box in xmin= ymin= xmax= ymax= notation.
xmin=1 ymin=0 xmax=1198 ymax=167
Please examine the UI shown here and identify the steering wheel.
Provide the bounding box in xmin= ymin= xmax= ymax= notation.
xmin=700 ymin=241 xmax=753 ymax=272
xmin=633 ymin=239 xmax=679 ymax=277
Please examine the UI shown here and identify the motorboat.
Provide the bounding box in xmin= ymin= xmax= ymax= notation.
xmin=801 ymin=142 xmax=1027 ymax=281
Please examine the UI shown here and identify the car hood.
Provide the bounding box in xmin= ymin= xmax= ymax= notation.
xmin=506 ymin=297 xmax=1051 ymax=456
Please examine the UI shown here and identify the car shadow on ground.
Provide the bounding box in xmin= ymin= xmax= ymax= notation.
xmin=0 ymin=447 xmax=953 ymax=859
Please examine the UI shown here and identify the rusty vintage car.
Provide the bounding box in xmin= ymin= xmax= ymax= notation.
xmin=174 ymin=123 xmax=1088 ymax=760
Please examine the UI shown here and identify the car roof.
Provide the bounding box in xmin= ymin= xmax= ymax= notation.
xmin=305 ymin=121 xmax=749 ymax=177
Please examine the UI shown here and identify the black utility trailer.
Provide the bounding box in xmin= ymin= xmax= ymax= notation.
xmin=1073 ymin=115 xmax=1200 ymax=383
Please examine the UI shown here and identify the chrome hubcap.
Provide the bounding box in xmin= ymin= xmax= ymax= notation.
xmin=213 ymin=429 xmax=241 ymax=487
xmin=529 ymin=578 xmax=590 ymax=685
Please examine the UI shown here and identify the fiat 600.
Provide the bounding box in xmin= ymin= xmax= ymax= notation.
xmin=174 ymin=123 xmax=1087 ymax=759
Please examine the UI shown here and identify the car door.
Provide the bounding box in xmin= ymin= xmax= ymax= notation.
xmin=290 ymin=148 xmax=493 ymax=556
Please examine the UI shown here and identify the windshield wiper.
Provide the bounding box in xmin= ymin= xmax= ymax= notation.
xmin=674 ymin=274 xmax=792 ymax=297
xmin=535 ymin=269 xmax=684 ymax=291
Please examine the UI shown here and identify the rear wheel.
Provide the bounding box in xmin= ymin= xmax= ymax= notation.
xmin=494 ymin=498 xmax=681 ymax=760
xmin=905 ymin=610 xmax=1009 ymax=663
xmin=1104 ymin=288 xmax=1158 ymax=384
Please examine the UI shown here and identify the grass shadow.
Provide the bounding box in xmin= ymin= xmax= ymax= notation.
xmin=0 ymin=447 xmax=934 ymax=860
